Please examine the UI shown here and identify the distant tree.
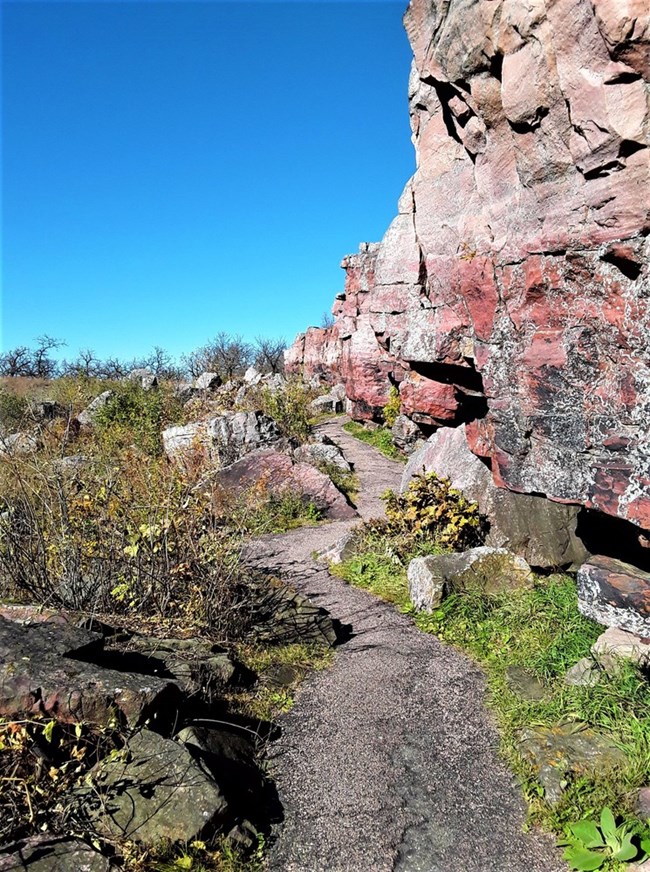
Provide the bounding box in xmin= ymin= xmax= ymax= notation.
xmin=138 ymin=346 xmax=182 ymax=380
xmin=60 ymin=348 xmax=99 ymax=379
xmin=321 ymin=311 xmax=335 ymax=329
xmin=181 ymin=332 xmax=253 ymax=381
xmin=254 ymin=336 xmax=286 ymax=374
xmin=0 ymin=336 xmax=64 ymax=378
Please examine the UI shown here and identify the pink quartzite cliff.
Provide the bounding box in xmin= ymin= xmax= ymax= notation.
xmin=286 ymin=0 xmax=650 ymax=529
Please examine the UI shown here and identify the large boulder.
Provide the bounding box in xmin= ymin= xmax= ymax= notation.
xmin=83 ymin=729 xmax=228 ymax=845
xmin=408 ymin=547 xmax=533 ymax=611
xmin=0 ymin=616 xmax=180 ymax=727
xmin=77 ymin=391 xmax=113 ymax=427
xmin=194 ymin=371 xmax=222 ymax=391
xmin=162 ymin=410 xmax=282 ymax=467
xmin=578 ymin=555 xmax=650 ymax=635
xmin=0 ymin=836 xmax=109 ymax=872
xmin=401 ymin=426 xmax=587 ymax=568
xmin=0 ymin=432 xmax=38 ymax=456
xmin=216 ymin=449 xmax=357 ymax=521
xmin=127 ymin=368 xmax=157 ymax=390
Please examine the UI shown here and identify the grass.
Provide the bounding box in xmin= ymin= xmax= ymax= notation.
xmin=228 ymin=640 xmax=335 ymax=723
xmin=333 ymin=531 xmax=650 ymax=868
xmin=342 ymin=420 xmax=404 ymax=461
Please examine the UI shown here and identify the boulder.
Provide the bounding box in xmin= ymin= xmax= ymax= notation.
xmin=29 ymin=399 xmax=66 ymax=422
xmin=391 ymin=415 xmax=422 ymax=454
xmin=578 ymin=556 xmax=650 ymax=635
xmin=591 ymin=626 xmax=650 ymax=672
xmin=252 ymin=585 xmax=338 ymax=646
xmin=407 ymin=556 xmax=446 ymax=612
xmin=77 ymin=391 xmax=113 ymax=427
xmin=0 ymin=432 xmax=38 ymax=455
xmin=565 ymin=657 xmax=601 ymax=687
xmin=127 ymin=368 xmax=157 ymax=390
xmin=243 ymin=366 xmax=262 ymax=384
xmin=83 ymin=729 xmax=228 ymax=845
xmin=194 ymin=371 xmax=222 ymax=391
xmin=310 ymin=393 xmax=344 ymax=415
xmin=216 ymin=449 xmax=357 ymax=521
xmin=0 ymin=836 xmax=109 ymax=871
xmin=316 ymin=532 xmax=357 ymax=566
xmin=294 ymin=441 xmax=352 ymax=472
xmin=162 ymin=410 xmax=282 ymax=467
xmin=518 ymin=724 xmax=626 ymax=805
xmin=0 ymin=616 xmax=180 ymax=727
xmin=401 ymin=426 xmax=587 ymax=568
xmin=408 ymin=547 xmax=533 ymax=611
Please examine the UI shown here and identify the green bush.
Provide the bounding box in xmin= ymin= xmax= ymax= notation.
xmin=382 ymin=385 xmax=401 ymax=427
xmin=0 ymin=391 xmax=28 ymax=434
xmin=383 ymin=472 xmax=484 ymax=552
xmin=251 ymin=378 xmax=316 ymax=443
xmin=93 ymin=382 xmax=183 ymax=456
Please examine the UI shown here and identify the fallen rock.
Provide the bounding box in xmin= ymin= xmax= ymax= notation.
xmin=0 ymin=616 xmax=180 ymax=726
xmin=216 ymin=449 xmax=357 ymax=521
xmin=391 ymin=415 xmax=422 ymax=454
xmin=518 ymin=724 xmax=626 ymax=805
xmin=505 ymin=666 xmax=548 ymax=702
xmin=408 ymin=547 xmax=533 ymax=611
xmin=29 ymin=399 xmax=66 ymax=422
xmin=578 ymin=556 xmax=650 ymax=635
xmin=0 ymin=432 xmax=39 ymax=456
xmin=162 ymin=411 xmax=282 ymax=467
xmin=407 ymin=556 xmax=446 ymax=612
xmin=0 ymin=836 xmax=109 ymax=871
xmin=127 ymin=368 xmax=157 ymax=390
xmin=316 ymin=531 xmax=357 ymax=566
xmin=194 ymin=371 xmax=222 ymax=391
xmin=252 ymin=585 xmax=337 ymax=646
xmin=401 ymin=426 xmax=587 ymax=568
xmin=84 ymin=729 xmax=228 ymax=845
xmin=591 ymin=626 xmax=650 ymax=673
xmin=77 ymin=391 xmax=113 ymax=427
xmin=243 ymin=366 xmax=262 ymax=385
xmin=294 ymin=441 xmax=352 ymax=472
xmin=565 ymin=657 xmax=601 ymax=687
xmin=310 ymin=393 xmax=344 ymax=415
xmin=117 ymin=635 xmax=236 ymax=699
xmin=635 ymin=786 xmax=650 ymax=820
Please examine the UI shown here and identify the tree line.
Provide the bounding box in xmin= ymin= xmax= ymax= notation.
xmin=0 ymin=333 xmax=286 ymax=382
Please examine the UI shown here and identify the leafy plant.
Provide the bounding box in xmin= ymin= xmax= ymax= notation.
xmin=382 ymin=472 xmax=484 ymax=551
xmin=382 ymin=385 xmax=401 ymax=427
xmin=558 ymin=808 xmax=650 ymax=870
xmin=246 ymin=377 xmax=315 ymax=443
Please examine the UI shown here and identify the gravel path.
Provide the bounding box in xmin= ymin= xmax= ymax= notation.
xmin=248 ymin=419 xmax=564 ymax=872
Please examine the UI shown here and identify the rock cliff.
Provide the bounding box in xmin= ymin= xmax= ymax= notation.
xmin=287 ymin=0 xmax=650 ymax=530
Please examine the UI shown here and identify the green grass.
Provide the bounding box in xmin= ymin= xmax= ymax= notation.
xmin=342 ymin=420 xmax=403 ymax=461
xmin=333 ymin=532 xmax=650 ymax=866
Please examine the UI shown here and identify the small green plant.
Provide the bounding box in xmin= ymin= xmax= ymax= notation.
xmin=314 ymin=460 xmax=358 ymax=502
xmin=342 ymin=420 xmax=403 ymax=460
xmin=382 ymin=472 xmax=484 ymax=551
xmin=251 ymin=378 xmax=315 ymax=443
xmin=382 ymin=385 xmax=401 ymax=427
xmin=558 ymin=807 xmax=650 ymax=870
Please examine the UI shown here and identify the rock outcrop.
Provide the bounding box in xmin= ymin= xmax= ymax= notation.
xmin=287 ymin=0 xmax=650 ymax=534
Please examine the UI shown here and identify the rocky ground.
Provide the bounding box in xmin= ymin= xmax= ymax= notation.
xmin=249 ymin=420 xmax=564 ymax=872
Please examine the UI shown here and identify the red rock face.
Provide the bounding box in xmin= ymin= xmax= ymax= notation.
xmin=287 ymin=0 xmax=650 ymax=528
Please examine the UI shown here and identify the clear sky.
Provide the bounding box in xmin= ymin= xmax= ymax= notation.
xmin=2 ymin=0 xmax=414 ymax=361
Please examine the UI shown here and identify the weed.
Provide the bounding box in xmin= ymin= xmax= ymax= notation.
xmin=342 ymin=421 xmax=403 ymax=460
xmin=558 ymin=807 xmax=650 ymax=869
xmin=244 ymin=378 xmax=316 ymax=443
xmin=314 ymin=460 xmax=358 ymax=502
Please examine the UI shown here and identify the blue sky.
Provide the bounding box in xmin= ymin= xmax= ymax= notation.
xmin=2 ymin=0 xmax=414 ymax=361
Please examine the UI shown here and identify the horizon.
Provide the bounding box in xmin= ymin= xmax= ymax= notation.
xmin=2 ymin=0 xmax=414 ymax=362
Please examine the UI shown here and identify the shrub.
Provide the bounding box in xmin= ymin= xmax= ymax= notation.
xmin=93 ymin=382 xmax=183 ymax=456
xmin=249 ymin=378 xmax=316 ymax=443
xmin=0 ymin=390 xmax=28 ymax=434
xmin=382 ymin=472 xmax=484 ymax=552
xmin=382 ymin=386 xmax=401 ymax=427
xmin=0 ymin=439 xmax=254 ymax=641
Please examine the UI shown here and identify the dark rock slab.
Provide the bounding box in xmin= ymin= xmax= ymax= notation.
xmin=0 ymin=616 xmax=180 ymax=726
xmin=252 ymin=585 xmax=338 ymax=646
xmin=82 ymin=728 xmax=227 ymax=845
xmin=0 ymin=836 xmax=109 ymax=872
xmin=578 ymin=555 xmax=650 ymax=635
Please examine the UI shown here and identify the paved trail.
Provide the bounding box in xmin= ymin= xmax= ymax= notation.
xmin=248 ymin=420 xmax=564 ymax=872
